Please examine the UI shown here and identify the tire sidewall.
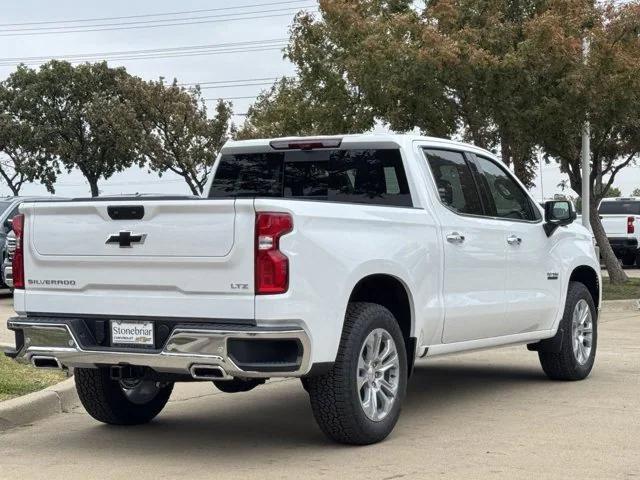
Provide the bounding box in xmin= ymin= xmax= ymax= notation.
xmin=563 ymin=282 xmax=598 ymax=378
xmin=344 ymin=305 xmax=408 ymax=441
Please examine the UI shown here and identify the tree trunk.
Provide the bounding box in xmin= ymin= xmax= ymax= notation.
xmin=88 ymin=179 xmax=100 ymax=197
xmin=183 ymin=175 xmax=200 ymax=196
xmin=589 ymin=197 xmax=628 ymax=284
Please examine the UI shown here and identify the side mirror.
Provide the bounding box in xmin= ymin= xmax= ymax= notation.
xmin=544 ymin=200 xmax=577 ymax=236
xmin=3 ymin=218 xmax=12 ymax=232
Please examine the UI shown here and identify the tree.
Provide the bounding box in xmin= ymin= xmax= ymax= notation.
xmin=557 ymin=179 xmax=570 ymax=192
xmin=631 ymin=188 xmax=640 ymax=197
xmin=604 ymin=186 xmax=621 ymax=198
xmin=0 ymin=110 xmax=58 ymax=195
xmin=270 ymin=0 xmax=546 ymax=185
xmin=126 ymin=78 xmax=233 ymax=195
xmin=237 ymin=76 xmax=374 ymax=140
xmin=520 ymin=0 xmax=640 ymax=283
xmin=255 ymin=0 xmax=640 ymax=283
xmin=4 ymin=61 xmax=144 ymax=197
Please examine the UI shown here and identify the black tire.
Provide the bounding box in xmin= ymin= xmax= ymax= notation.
xmin=538 ymin=281 xmax=597 ymax=381
xmin=75 ymin=368 xmax=173 ymax=425
xmin=300 ymin=377 xmax=311 ymax=393
xmin=306 ymin=302 xmax=407 ymax=445
xmin=622 ymin=253 xmax=636 ymax=267
xmin=213 ymin=378 xmax=264 ymax=393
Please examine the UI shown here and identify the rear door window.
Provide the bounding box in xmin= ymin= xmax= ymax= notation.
xmin=423 ymin=149 xmax=484 ymax=216
xmin=209 ymin=148 xmax=412 ymax=207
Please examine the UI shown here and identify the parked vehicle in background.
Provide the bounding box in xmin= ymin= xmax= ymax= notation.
xmin=0 ymin=197 xmax=68 ymax=290
xmin=1 ymin=230 xmax=15 ymax=289
xmin=6 ymin=135 xmax=601 ymax=444
xmin=598 ymin=197 xmax=640 ymax=266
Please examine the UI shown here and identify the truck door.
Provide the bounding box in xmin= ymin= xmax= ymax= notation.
xmin=471 ymin=154 xmax=559 ymax=333
xmin=422 ymin=148 xmax=508 ymax=343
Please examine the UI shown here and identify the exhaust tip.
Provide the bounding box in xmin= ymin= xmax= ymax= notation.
xmin=31 ymin=356 xmax=62 ymax=369
xmin=190 ymin=364 xmax=231 ymax=381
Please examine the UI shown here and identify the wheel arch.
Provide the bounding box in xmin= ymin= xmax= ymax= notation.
xmin=347 ymin=273 xmax=416 ymax=374
xmin=569 ymin=265 xmax=600 ymax=310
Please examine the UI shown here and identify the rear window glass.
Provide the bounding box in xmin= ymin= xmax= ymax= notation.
xmin=209 ymin=149 xmax=412 ymax=207
xmin=598 ymin=201 xmax=640 ymax=215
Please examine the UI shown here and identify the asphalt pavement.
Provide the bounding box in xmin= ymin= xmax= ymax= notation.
xmin=0 ymin=304 xmax=638 ymax=479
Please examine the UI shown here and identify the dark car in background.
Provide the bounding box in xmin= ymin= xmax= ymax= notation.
xmin=0 ymin=196 xmax=67 ymax=289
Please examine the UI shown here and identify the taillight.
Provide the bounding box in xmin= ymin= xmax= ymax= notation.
xmin=255 ymin=212 xmax=293 ymax=295
xmin=12 ymin=214 xmax=25 ymax=289
xmin=628 ymin=216 xmax=635 ymax=234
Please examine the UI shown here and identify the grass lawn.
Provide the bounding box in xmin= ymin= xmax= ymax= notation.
xmin=602 ymin=277 xmax=640 ymax=301
xmin=0 ymin=354 xmax=66 ymax=402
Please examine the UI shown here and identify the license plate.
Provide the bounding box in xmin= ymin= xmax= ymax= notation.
xmin=110 ymin=320 xmax=154 ymax=348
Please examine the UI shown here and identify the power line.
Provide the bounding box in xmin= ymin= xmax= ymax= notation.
xmin=0 ymin=5 xmax=312 ymax=32
xmin=178 ymin=76 xmax=280 ymax=86
xmin=0 ymin=0 xmax=313 ymax=27
xmin=205 ymin=96 xmax=262 ymax=101
xmin=0 ymin=39 xmax=287 ymax=63
xmin=0 ymin=9 xmax=317 ymax=37
xmin=197 ymin=81 xmax=275 ymax=90
xmin=0 ymin=45 xmax=287 ymax=67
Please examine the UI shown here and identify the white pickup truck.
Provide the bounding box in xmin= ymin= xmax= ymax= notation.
xmin=598 ymin=197 xmax=640 ymax=266
xmin=6 ymin=134 xmax=600 ymax=444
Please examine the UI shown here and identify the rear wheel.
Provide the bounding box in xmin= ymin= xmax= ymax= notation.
xmin=75 ymin=367 xmax=173 ymax=425
xmin=538 ymin=282 xmax=597 ymax=381
xmin=622 ymin=253 xmax=636 ymax=267
xmin=306 ymin=302 xmax=407 ymax=445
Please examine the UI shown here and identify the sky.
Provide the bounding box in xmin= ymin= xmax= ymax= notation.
xmin=0 ymin=0 xmax=637 ymax=200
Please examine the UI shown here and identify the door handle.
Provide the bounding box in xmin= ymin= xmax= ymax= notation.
xmin=446 ymin=232 xmax=465 ymax=244
xmin=507 ymin=235 xmax=522 ymax=246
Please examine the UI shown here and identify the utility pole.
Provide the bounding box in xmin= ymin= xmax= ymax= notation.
xmin=538 ymin=151 xmax=544 ymax=202
xmin=581 ymin=36 xmax=591 ymax=231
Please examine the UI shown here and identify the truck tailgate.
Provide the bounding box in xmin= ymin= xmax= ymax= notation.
xmin=20 ymin=199 xmax=256 ymax=321
xmin=600 ymin=214 xmax=633 ymax=236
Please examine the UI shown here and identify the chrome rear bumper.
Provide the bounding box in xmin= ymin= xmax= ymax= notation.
xmin=7 ymin=317 xmax=311 ymax=379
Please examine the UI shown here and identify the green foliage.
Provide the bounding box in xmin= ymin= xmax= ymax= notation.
xmin=0 ymin=106 xmax=58 ymax=195
xmin=632 ymin=188 xmax=640 ymax=197
xmin=604 ymin=186 xmax=621 ymax=198
xmin=126 ymin=78 xmax=233 ymax=195
xmin=237 ymin=76 xmax=374 ymax=139
xmin=3 ymin=61 xmax=145 ymax=196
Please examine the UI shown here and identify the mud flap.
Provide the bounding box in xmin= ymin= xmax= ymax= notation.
xmin=527 ymin=327 xmax=564 ymax=353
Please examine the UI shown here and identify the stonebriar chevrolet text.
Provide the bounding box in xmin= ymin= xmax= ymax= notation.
xmin=6 ymin=134 xmax=600 ymax=445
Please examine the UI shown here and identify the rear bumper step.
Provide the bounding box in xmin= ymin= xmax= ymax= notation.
xmin=7 ymin=317 xmax=311 ymax=379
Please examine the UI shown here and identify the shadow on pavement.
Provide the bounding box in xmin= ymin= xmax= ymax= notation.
xmin=32 ymin=360 xmax=549 ymax=459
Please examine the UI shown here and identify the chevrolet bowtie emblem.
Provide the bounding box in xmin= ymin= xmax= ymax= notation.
xmin=106 ymin=231 xmax=147 ymax=248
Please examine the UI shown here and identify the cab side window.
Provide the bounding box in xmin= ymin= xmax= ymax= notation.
xmin=474 ymin=156 xmax=538 ymax=221
xmin=423 ymin=149 xmax=483 ymax=216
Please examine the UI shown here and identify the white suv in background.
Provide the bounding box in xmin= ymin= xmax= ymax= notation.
xmin=7 ymin=134 xmax=600 ymax=444
xmin=599 ymin=197 xmax=640 ymax=266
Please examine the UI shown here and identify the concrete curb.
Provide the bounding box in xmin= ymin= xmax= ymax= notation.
xmin=601 ymin=299 xmax=640 ymax=312
xmin=0 ymin=376 xmax=78 ymax=431
xmin=0 ymin=343 xmax=10 ymax=353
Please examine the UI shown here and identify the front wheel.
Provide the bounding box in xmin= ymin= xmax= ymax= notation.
xmin=306 ymin=302 xmax=407 ymax=445
xmin=538 ymin=281 xmax=597 ymax=381
xmin=75 ymin=368 xmax=173 ymax=425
